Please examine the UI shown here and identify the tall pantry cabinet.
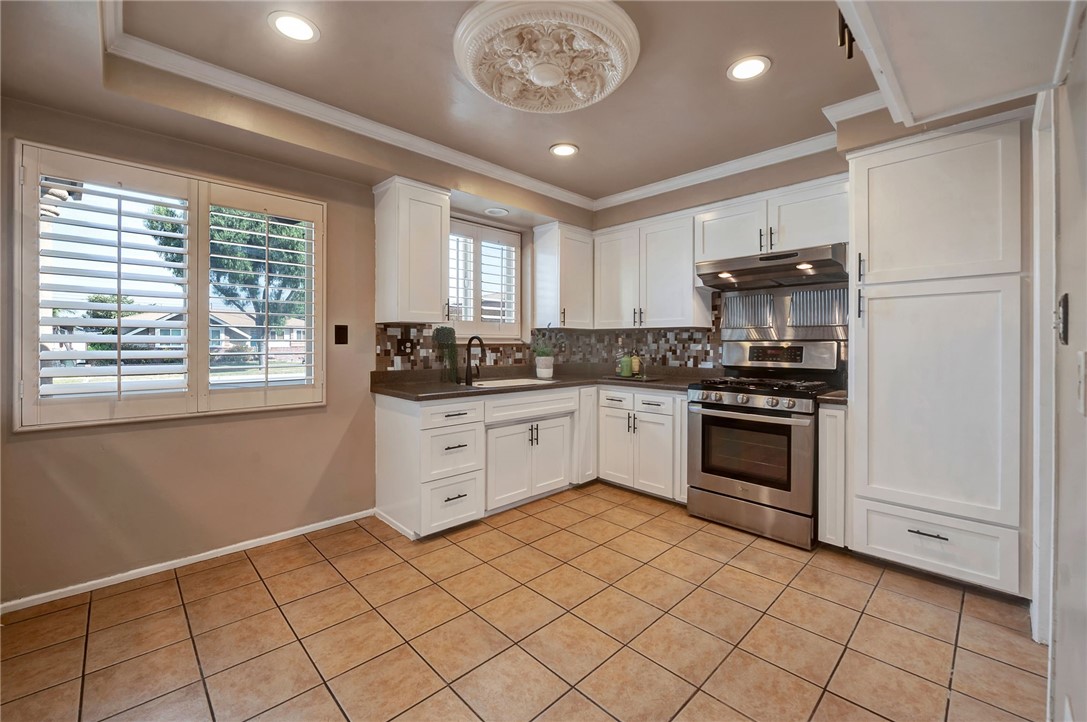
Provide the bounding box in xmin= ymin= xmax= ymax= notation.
xmin=848 ymin=118 xmax=1026 ymax=593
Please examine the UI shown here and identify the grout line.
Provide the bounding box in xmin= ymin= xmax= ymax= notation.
xmin=175 ymin=585 xmax=217 ymax=722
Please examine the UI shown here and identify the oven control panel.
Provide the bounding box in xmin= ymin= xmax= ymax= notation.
xmin=749 ymin=346 xmax=803 ymax=363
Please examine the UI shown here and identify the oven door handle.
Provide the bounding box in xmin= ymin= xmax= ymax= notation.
xmin=688 ymin=405 xmax=814 ymax=427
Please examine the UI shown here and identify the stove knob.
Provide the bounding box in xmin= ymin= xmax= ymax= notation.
xmin=766 ymin=397 xmax=780 ymax=408
xmin=712 ymin=392 xmax=723 ymax=402
xmin=735 ymin=394 xmax=749 ymax=404
xmin=701 ymin=391 xmax=711 ymax=401
xmin=782 ymin=399 xmax=797 ymax=409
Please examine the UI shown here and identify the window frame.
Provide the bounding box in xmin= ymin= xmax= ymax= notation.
xmin=446 ymin=218 xmax=522 ymax=340
xmin=13 ymin=140 xmax=327 ymax=431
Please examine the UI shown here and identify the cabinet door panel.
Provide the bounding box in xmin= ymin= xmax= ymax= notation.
xmin=532 ymin=416 xmax=573 ymax=494
xmin=694 ymin=200 xmax=765 ymax=262
xmin=633 ymin=411 xmax=674 ymax=497
xmin=578 ymin=388 xmax=598 ymax=483
xmin=594 ymin=228 xmax=642 ymax=328
xmin=560 ymin=228 xmax=594 ymax=328
xmin=852 ymin=276 xmax=1020 ymax=525
xmin=817 ymin=406 xmax=847 ymax=547
xmin=486 ymin=423 xmax=533 ymax=510
xmin=598 ymin=406 xmax=634 ymax=487
xmin=767 ymin=182 xmax=848 ymax=252
xmin=641 ymin=217 xmax=707 ymax=328
xmin=402 ymin=187 xmax=450 ymax=321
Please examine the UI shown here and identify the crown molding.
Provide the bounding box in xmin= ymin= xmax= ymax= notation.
xmin=1054 ymin=0 xmax=1087 ymax=84
xmin=821 ymin=91 xmax=887 ymax=128
xmin=591 ymin=132 xmax=838 ymax=210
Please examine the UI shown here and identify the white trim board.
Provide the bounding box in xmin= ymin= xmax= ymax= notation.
xmin=822 ymin=91 xmax=887 ymax=128
xmin=844 ymin=106 xmax=1034 ymax=161
xmin=0 ymin=508 xmax=376 ymax=615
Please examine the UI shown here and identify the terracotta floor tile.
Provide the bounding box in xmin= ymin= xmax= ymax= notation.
xmin=176 ymin=552 xmax=247 ymax=579
xmin=569 ymin=546 xmax=643 ymax=583
xmin=329 ymin=544 xmax=402 ymax=580
xmin=92 ymin=570 xmax=177 ymax=599
xmin=635 ymin=517 xmax=698 ymax=545
xmin=536 ymin=690 xmax=614 ymax=722
xmin=698 ymin=522 xmax=758 ymax=545
xmin=410 ymin=611 xmax=512 ymax=682
xmin=488 ymin=546 xmax=562 ymax=583
xmin=677 ymin=530 xmax=747 ymax=563
xmin=307 ymin=520 xmax=362 ymax=540
xmin=947 ymin=691 xmax=1031 ymax=722
xmin=810 ymin=693 xmax=885 ymax=722
xmin=564 ymin=495 xmax=618 ymax=516
xmin=409 ymin=545 xmax=481 ymax=581
xmin=384 ymin=534 xmax=452 ymax=561
xmin=0 ymin=637 xmax=84 ymax=705
xmin=186 ymin=581 xmax=276 ymax=635
xmin=0 ymin=605 xmax=88 ymax=660
xmin=531 ymin=529 xmax=598 ymax=561
xmin=310 ymin=528 xmax=379 ymax=558
xmin=957 ymin=614 xmax=1048 ymax=676
xmin=520 ymin=497 xmax=561 ymax=514
xmin=109 ymin=681 xmax=212 ymax=722
xmin=828 ymin=650 xmax=948 ymax=722
xmin=962 ymin=591 xmax=1032 ymax=634
xmin=790 ymin=566 xmax=873 ymax=611
xmin=521 ymin=613 xmax=621 ymax=684
xmin=766 ymin=588 xmax=860 ymax=644
xmin=455 ymin=529 xmax=523 ymax=561
xmin=674 ymin=691 xmax=752 ymax=722
xmin=568 ymin=517 xmax=630 ymax=544
xmin=534 ymin=504 xmax=591 ymax=528
xmin=358 ymin=516 xmax=402 ymax=541
xmin=252 ymin=685 xmax=345 ymax=721
xmin=951 ymin=648 xmax=1047 ymax=721
xmin=394 ymin=688 xmax=480 ymax=722
xmin=864 ymin=587 xmax=960 ymax=642
xmin=302 ymin=610 xmax=403 ymax=679
xmin=264 ymin=561 xmax=344 ymax=604
xmin=605 ymin=530 xmax=672 ymax=562
xmin=703 ymin=649 xmax=821 ymax=722
xmin=194 ymin=608 xmax=296 ymax=675
xmin=439 ymin=564 xmax=519 ymax=608
xmin=351 ymin=562 xmax=432 ymax=607
xmin=739 ymin=615 xmax=845 ymax=686
xmin=329 ymin=644 xmax=443 ymax=721
xmin=748 ymin=537 xmax=816 ymax=564
xmin=453 ymin=646 xmax=569 ymax=722
xmin=85 ymin=606 xmax=191 ymax=673
xmin=483 ymin=507 xmax=529 ymax=528
xmin=592 ymin=485 xmax=638 ymax=504
xmin=82 ymin=640 xmax=201 ymax=722
xmin=728 ymin=547 xmax=805 ymax=584
xmin=623 ymin=495 xmax=676 ymax=516
xmin=476 ymin=587 xmax=564 ymax=641
xmin=615 ymin=565 xmax=696 ymax=610
xmin=1 ymin=593 xmax=89 ymax=626
xmin=177 ymin=560 xmax=259 ymax=604
xmin=808 ymin=548 xmax=884 ymax=584
xmin=579 ymin=647 xmax=694 ymax=722
xmin=703 ymin=565 xmax=785 ymax=611
xmin=443 ymin=521 xmax=490 ymax=543
xmin=205 ymin=642 xmax=321 ymax=721
xmin=878 ymin=569 xmax=963 ymax=611
xmin=573 ymin=587 xmax=662 ymax=643
xmin=0 ymin=678 xmax=81 ymax=722
xmin=849 ymin=615 xmax=954 ymax=684
xmin=671 ymin=588 xmax=762 ymax=644
xmin=658 ymin=507 xmax=709 ymax=530
xmin=281 ymin=583 xmax=370 ymax=638
xmin=527 ymin=564 xmax=608 ymax=609
xmin=502 ymin=516 xmax=563 ymax=543
xmin=631 ymin=614 xmax=731 ymax=685
xmin=378 ymin=585 xmax=468 ymax=640
xmin=91 ymin=581 xmax=181 ymax=632
xmin=648 ymin=546 xmax=722 ymax=584
xmin=246 ymin=535 xmax=310 ymax=556
xmin=597 ymin=505 xmax=655 ymax=529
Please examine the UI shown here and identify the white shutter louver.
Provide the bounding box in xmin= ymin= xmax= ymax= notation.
xmin=446 ymin=220 xmax=520 ymax=336
xmin=480 ymin=237 xmax=517 ymax=325
xmin=448 ymin=232 xmax=474 ymax=322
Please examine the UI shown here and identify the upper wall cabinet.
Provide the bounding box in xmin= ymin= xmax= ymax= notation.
xmin=534 ymin=222 xmax=594 ymax=329
xmin=594 ymin=227 xmax=642 ymax=328
xmin=374 ymin=177 xmax=451 ymax=323
xmin=851 ymin=121 xmax=1021 ymax=284
xmin=694 ymin=178 xmax=848 ymax=262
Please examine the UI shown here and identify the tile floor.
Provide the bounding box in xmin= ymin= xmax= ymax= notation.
xmin=0 ymin=482 xmax=1048 ymax=722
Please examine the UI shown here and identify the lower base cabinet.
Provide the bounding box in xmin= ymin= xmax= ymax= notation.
xmin=486 ymin=415 xmax=572 ymax=510
xmin=598 ymin=390 xmax=675 ymax=497
xmin=817 ymin=405 xmax=847 ymax=547
xmin=422 ymin=471 xmax=485 ymax=534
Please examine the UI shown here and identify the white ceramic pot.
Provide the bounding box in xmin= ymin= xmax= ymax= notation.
xmin=536 ymin=356 xmax=555 ymax=379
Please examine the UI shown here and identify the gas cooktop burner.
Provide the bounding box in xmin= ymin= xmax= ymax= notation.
xmin=696 ymin=377 xmax=833 ymax=393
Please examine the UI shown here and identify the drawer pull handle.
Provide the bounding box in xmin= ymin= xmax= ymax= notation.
xmin=606 ymin=397 xmax=624 ymax=402
xmin=642 ymin=401 xmax=662 ymax=406
xmin=907 ymin=528 xmax=949 ymax=541
xmin=444 ymin=411 xmax=469 ymax=418
xmin=444 ymin=444 xmax=468 ymax=451
xmin=443 ymin=493 xmax=468 ymax=502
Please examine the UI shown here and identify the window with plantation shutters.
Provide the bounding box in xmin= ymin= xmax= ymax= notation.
xmin=446 ymin=219 xmax=521 ymax=338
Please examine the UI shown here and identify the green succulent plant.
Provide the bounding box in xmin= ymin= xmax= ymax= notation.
xmin=433 ymin=326 xmax=459 ymax=382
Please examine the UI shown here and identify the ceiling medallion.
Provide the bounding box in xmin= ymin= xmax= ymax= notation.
xmin=454 ymin=1 xmax=641 ymax=114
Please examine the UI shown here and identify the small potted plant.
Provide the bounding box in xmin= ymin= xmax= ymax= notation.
xmin=531 ymin=335 xmax=555 ymax=379
xmin=432 ymin=326 xmax=458 ymax=383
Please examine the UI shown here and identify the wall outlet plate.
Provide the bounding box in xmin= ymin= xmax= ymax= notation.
xmin=396 ymin=338 xmax=416 ymax=356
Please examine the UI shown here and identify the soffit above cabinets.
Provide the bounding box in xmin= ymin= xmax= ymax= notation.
xmin=839 ymin=0 xmax=1084 ymax=126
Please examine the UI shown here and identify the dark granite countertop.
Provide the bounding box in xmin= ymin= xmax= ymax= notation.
xmin=371 ymin=373 xmax=699 ymax=402
xmin=818 ymin=389 xmax=848 ymax=406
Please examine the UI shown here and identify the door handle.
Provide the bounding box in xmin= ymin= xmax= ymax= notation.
xmin=627 ymin=412 xmax=632 ymax=432
xmin=444 ymin=493 xmax=468 ymax=503
xmin=639 ymin=308 xmax=644 ymax=326
xmin=605 ymin=396 xmax=624 ymax=402
xmin=632 ymin=308 xmax=637 ymax=327
xmin=769 ymin=226 xmax=775 ymax=250
xmin=759 ymin=228 xmax=764 ymax=253
xmin=444 ymin=411 xmax=468 ymax=418
xmin=443 ymin=444 xmax=468 ymax=451
xmin=633 ymin=414 xmax=638 ymax=433
xmin=907 ymin=528 xmax=949 ymax=541
xmin=561 ymin=307 xmax=566 ymax=326
xmin=857 ymin=289 xmax=863 ymax=319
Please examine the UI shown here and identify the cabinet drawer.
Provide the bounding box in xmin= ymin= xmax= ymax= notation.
xmin=421 ymin=423 xmax=484 ymax=482
xmin=599 ymin=391 xmax=633 ymax=410
xmin=634 ymin=393 xmax=673 ymax=416
xmin=485 ymin=390 xmax=578 ymax=424
xmin=421 ymin=471 xmax=484 ymax=535
xmin=420 ymin=400 xmax=485 ymax=429
xmin=852 ymin=498 xmax=1019 ymax=593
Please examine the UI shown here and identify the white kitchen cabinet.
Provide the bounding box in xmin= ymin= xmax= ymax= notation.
xmin=578 ymin=387 xmax=598 ymax=483
xmin=694 ymin=200 xmax=766 ymax=262
xmin=374 ymin=177 xmax=451 ymax=323
xmin=534 ymin=222 xmax=593 ymax=329
xmin=817 ymin=405 xmax=847 ymax=547
xmin=486 ymin=416 xmax=573 ymax=510
xmin=674 ymin=397 xmax=689 ymax=503
xmin=598 ymin=405 xmax=635 ymax=486
xmin=594 ymin=227 xmax=641 ymax=328
xmin=598 ymin=390 xmax=675 ymax=498
xmin=632 ymin=410 xmax=674 ymax=497
xmin=851 ymin=120 xmax=1021 ymax=284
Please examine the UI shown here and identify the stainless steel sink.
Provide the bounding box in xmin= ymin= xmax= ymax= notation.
xmin=466 ymin=378 xmax=557 ymax=389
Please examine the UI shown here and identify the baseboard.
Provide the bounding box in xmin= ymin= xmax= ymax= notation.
xmin=0 ymin=508 xmax=377 ymax=616
xmin=374 ymin=509 xmax=416 ymax=540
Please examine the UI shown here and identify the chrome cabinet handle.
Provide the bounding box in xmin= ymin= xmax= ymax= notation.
xmin=444 ymin=493 xmax=468 ymax=502
xmin=444 ymin=444 xmax=468 ymax=451
xmin=907 ymin=528 xmax=949 ymax=541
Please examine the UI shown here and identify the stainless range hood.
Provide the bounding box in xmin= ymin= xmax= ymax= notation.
xmin=696 ymin=243 xmax=848 ymax=290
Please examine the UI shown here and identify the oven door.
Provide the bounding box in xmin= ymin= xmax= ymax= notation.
xmin=687 ymin=404 xmax=814 ymax=515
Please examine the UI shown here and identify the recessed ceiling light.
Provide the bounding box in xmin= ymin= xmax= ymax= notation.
xmin=269 ymin=11 xmax=320 ymax=42
xmin=484 ymin=207 xmax=510 ymax=217
xmin=796 ymin=262 xmax=814 ymax=270
xmin=718 ymin=272 xmax=733 ymax=278
xmin=727 ymin=55 xmax=771 ymax=81
xmin=549 ymin=143 xmax=579 ymax=157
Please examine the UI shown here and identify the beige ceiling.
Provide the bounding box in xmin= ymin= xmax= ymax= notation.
xmin=119 ymin=1 xmax=877 ymax=199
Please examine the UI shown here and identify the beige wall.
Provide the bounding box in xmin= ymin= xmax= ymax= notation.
xmin=1 ymin=100 xmax=377 ymax=602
